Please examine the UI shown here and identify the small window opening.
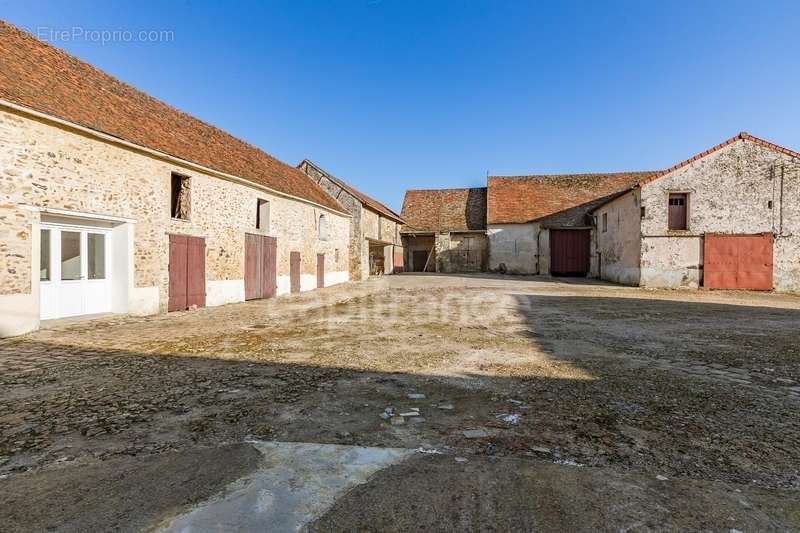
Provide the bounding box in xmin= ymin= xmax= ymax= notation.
xmin=40 ymin=229 xmax=51 ymax=281
xmin=602 ymin=212 xmax=608 ymax=233
xmin=171 ymin=173 xmax=191 ymax=220
xmin=768 ymin=200 xmax=773 ymax=209
xmin=256 ymin=199 xmax=270 ymax=231
xmin=318 ymin=214 xmax=329 ymax=241
xmin=668 ymin=193 xmax=688 ymax=230
xmin=640 ymin=206 xmax=646 ymax=219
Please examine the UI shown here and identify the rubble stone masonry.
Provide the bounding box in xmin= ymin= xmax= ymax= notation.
xmin=0 ymin=107 xmax=350 ymax=327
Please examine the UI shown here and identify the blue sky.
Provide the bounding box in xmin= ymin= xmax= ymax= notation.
xmin=3 ymin=1 xmax=799 ymax=211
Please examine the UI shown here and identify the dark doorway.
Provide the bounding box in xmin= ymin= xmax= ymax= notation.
xmin=550 ymin=229 xmax=590 ymax=276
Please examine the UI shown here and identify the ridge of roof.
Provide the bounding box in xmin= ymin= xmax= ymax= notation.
xmin=298 ymin=159 xmax=405 ymax=223
xmin=0 ymin=21 xmax=348 ymax=215
xmin=489 ymin=171 xmax=658 ymax=181
xmin=404 ymin=186 xmax=487 ymax=193
xmin=638 ymin=132 xmax=800 ymax=186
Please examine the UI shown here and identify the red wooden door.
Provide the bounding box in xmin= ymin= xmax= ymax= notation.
xmin=704 ymin=233 xmax=773 ymax=290
xmin=245 ymin=234 xmax=278 ymax=300
xmin=317 ymin=253 xmax=325 ymax=288
xmin=290 ymin=251 xmax=301 ymax=293
xmin=186 ymin=236 xmax=206 ymax=309
xmin=169 ymin=234 xmax=206 ymax=311
xmin=245 ymin=234 xmax=260 ymax=300
xmin=550 ymin=229 xmax=590 ymax=276
xmin=168 ymin=235 xmax=188 ymax=312
xmin=262 ymin=236 xmax=277 ymax=298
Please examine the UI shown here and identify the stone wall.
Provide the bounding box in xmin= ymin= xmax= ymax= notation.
xmin=594 ymin=190 xmax=642 ymax=285
xmin=0 ymin=107 xmax=350 ymax=334
xmin=297 ymin=161 xmax=364 ymax=281
xmin=487 ymin=223 xmax=539 ymax=274
xmin=639 ymin=140 xmax=800 ymax=290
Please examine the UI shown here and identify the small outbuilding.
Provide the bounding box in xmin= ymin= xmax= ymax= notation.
xmin=486 ymin=172 xmax=653 ymax=276
xmin=593 ymin=133 xmax=800 ymax=291
xmin=400 ymin=188 xmax=488 ymax=273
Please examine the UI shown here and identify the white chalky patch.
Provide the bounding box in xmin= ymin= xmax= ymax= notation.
xmin=160 ymin=441 xmax=413 ymax=533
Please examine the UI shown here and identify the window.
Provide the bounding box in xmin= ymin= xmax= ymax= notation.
xmin=668 ymin=193 xmax=688 ymax=230
xmin=318 ymin=214 xmax=329 ymax=241
xmin=640 ymin=207 xmax=646 ymax=219
xmin=40 ymin=229 xmax=50 ymax=281
xmin=602 ymin=212 xmax=608 ymax=233
xmin=61 ymin=231 xmax=81 ymax=280
xmin=88 ymin=233 xmax=106 ymax=280
xmin=256 ymin=199 xmax=270 ymax=231
xmin=170 ymin=173 xmax=191 ymax=220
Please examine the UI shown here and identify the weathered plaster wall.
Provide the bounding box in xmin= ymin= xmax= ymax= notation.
xmin=594 ymin=190 xmax=642 ymax=285
xmin=487 ymin=223 xmax=539 ymax=273
xmin=639 ymin=140 xmax=800 ymax=290
xmin=436 ymin=232 xmax=488 ymax=273
xmin=0 ymin=108 xmax=349 ymax=335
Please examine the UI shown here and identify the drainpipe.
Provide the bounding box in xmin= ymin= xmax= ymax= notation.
xmin=534 ymin=227 xmax=542 ymax=275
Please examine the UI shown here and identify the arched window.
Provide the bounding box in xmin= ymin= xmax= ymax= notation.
xmin=318 ymin=214 xmax=329 ymax=241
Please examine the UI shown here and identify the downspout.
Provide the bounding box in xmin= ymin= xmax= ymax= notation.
xmin=779 ymin=164 xmax=785 ymax=236
xmin=535 ymin=227 xmax=542 ymax=275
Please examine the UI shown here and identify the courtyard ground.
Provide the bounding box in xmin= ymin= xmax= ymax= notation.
xmin=1 ymin=274 xmax=799 ymax=531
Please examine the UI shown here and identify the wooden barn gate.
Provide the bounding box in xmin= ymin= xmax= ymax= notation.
xmin=245 ymin=234 xmax=277 ymax=300
xmin=704 ymin=233 xmax=773 ymax=290
xmin=550 ymin=229 xmax=590 ymax=276
xmin=168 ymin=234 xmax=206 ymax=312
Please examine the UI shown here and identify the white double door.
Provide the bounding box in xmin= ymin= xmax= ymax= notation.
xmin=40 ymin=224 xmax=112 ymax=320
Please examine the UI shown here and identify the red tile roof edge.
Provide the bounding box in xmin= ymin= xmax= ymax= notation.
xmin=0 ymin=21 xmax=349 ymax=216
xmin=638 ymin=132 xmax=800 ymax=186
xmin=298 ymin=160 xmax=405 ymax=223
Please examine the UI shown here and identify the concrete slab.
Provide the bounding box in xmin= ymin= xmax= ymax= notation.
xmin=160 ymin=441 xmax=414 ymax=533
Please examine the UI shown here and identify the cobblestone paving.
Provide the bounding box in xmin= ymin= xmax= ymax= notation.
xmin=1 ymin=274 xmax=799 ymax=494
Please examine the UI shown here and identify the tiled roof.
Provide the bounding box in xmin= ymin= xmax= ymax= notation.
xmin=298 ymin=160 xmax=404 ymax=223
xmin=400 ymin=188 xmax=487 ymax=233
xmin=638 ymin=132 xmax=800 ymax=186
xmin=487 ymin=172 xmax=656 ymax=225
xmin=0 ymin=21 xmax=346 ymax=214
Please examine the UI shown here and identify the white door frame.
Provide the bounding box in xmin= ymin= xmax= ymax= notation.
xmin=39 ymin=222 xmax=113 ymax=320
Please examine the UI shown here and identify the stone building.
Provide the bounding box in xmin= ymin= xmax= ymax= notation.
xmin=486 ymin=172 xmax=653 ymax=275
xmin=594 ymin=133 xmax=800 ymax=291
xmin=400 ymin=188 xmax=488 ymax=272
xmin=0 ymin=22 xmax=350 ymax=337
xmin=297 ymin=160 xmax=405 ymax=280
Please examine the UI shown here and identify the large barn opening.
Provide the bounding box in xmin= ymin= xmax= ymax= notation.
xmin=549 ymin=229 xmax=591 ymax=277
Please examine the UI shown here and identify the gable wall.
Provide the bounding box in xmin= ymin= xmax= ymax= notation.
xmin=638 ymin=140 xmax=800 ymax=290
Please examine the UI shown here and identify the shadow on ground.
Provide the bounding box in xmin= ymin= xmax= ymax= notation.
xmin=0 ymin=286 xmax=799 ymax=531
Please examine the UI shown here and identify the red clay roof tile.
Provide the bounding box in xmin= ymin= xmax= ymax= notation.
xmin=400 ymin=188 xmax=487 ymax=233
xmin=0 ymin=21 xmax=347 ymax=214
xmin=487 ymin=172 xmax=656 ymax=225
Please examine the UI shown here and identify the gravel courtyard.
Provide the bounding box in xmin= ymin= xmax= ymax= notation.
xmin=1 ymin=274 xmax=799 ymax=531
